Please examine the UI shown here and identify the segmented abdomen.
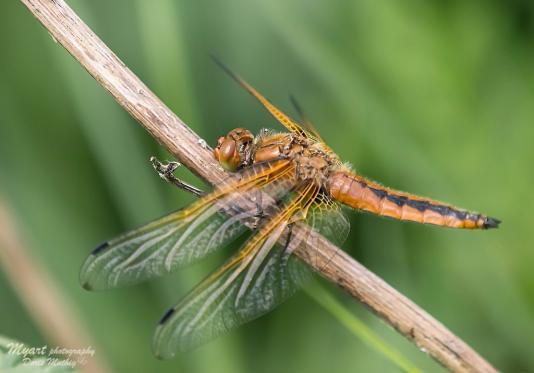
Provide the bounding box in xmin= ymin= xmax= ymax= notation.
xmin=328 ymin=172 xmax=499 ymax=229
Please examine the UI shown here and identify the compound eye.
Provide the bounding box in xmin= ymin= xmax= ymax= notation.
xmin=214 ymin=138 xmax=240 ymax=171
xmin=213 ymin=137 xmax=224 ymax=162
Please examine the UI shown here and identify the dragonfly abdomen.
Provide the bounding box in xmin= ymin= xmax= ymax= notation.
xmin=328 ymin=172 xmax=499 ymax=229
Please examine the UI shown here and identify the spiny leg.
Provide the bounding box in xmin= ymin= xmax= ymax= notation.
xmin=282 ymin=223 xmax=294 ymax=252
xmin=150 ymin=156 xmax=205 ymax=197
xmin=151 ymin=157 xmax=269 ymax=225
xmin=250 ymin=189 xmax=266 ymax=230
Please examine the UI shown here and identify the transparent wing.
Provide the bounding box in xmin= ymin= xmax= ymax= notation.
xmin=80 ymin=160 xmax=294 ymax=290
xmin=152 ymin=184 xmax=319 ymax=357
xmin=289 ymin=95 xmax=324 ymax=142
xmin=297 ymin=193 xmax=350 ymax=271
xmin=80 ymin=195 xmax=246 ymax=290
xmin=212 ymin=56 xmax=310 ymax=138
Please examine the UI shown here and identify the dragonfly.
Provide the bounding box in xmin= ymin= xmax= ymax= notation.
xmin=80 ymin=60 xmax=500 ymax=359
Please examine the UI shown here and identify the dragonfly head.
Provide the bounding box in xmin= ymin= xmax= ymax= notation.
xmin=214 ymin=128 xmax=254 ymax=171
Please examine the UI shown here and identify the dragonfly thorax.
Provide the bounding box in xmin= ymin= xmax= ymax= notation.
xmin=215 ymin=128 xmax=340 ymax=187
xmin=253 ymin=131 xmax=340 ymax=187
xmin=294 ymin=153 xmax=331 ymax=185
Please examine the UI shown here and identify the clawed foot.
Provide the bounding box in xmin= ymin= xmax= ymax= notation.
xmin=151 ymin=156 xmax=180 ymax=181
xmin=150 ymin=156 xmax=205 ymax=197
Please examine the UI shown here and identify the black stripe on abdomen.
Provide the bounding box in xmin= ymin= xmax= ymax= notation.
xmin=369 ymin=187 xmax=480 ymax=224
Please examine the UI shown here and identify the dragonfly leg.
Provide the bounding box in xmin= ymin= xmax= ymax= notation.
xmin=282 ymin=223 xmax=294 ymax=252
xmin=150 ymin=156 xmax=205 ymax=197
xmin=250 ymin=189 xmax=265 ymax=229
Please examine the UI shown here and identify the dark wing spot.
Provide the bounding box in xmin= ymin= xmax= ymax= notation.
xmin=369 ymin=187 xmax=387 ymax=199
xmin=159 ymin=308 xmax=176 ymax=325
xmin=387 ymin=194 xmax=408 ymax=207
xmin=81 ymin=282 xmax=93 ymax=291
xmin=91 ymin=241 xmax=109 ymax=255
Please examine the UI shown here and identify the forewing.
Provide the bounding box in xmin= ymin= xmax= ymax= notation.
xmin=80 ymin=160 xmax=294 ymax=290
xmin=213 ymin=57 xmax=309 ymax=138
xmin=80 ymin=195 xmax=244 ymax=290
xmin=289 ymin=95 xmax=324 ymax=142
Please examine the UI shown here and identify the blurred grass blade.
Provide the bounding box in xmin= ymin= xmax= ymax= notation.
xmin=49 ymin=1 xmax=166 ymax=226
xmin=134 ymin=0 xmax=198 ymax=125
xmin=134 ymin=3 xmax=246 ymax=373
xmin=306 ymin=283 xmax=421 ymax=373
xmin=258 ymin=1 xmax=444 ymax=189
xmin=0 ymin=199 xmax=111 ymax=373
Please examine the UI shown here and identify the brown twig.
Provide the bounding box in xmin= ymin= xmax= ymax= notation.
xmin=18 ymin=1 xmax=499 ymax=372
xmin=0 ymin=199 xmax=111 ymax=373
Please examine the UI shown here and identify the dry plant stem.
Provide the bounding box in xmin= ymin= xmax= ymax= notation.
xmin=19 ymin=1 xmax=498 ymax=372
xmin=0 ymin=199 xmax=111 ymax=373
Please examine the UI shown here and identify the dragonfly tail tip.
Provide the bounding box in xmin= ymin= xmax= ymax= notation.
xmin=484 ymin=216 xmax=501 ymax=229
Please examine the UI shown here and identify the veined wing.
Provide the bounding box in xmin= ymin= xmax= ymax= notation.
xmin=152 ymin=182 xmax=320 ymax=358
xmin=293 ymin=193 xmax=350 ymax=271
xmin=80 ymin=160 xmax=294 ymax=290
xmin=212 ymin=56 xmax=309 ymax=138
xmin=289 ymin=95 xmax=324 ymax=142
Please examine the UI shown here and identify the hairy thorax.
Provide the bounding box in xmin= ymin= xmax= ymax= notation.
xmin=253 ymin=132 xmax=341 ymax=187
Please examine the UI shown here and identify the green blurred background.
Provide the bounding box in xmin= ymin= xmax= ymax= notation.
xmin=1 ymin=0 xmax=533 ymax=372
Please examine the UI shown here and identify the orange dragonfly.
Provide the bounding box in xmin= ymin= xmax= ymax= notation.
xmin=80 ymin=60 xmax=500 ymax=359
